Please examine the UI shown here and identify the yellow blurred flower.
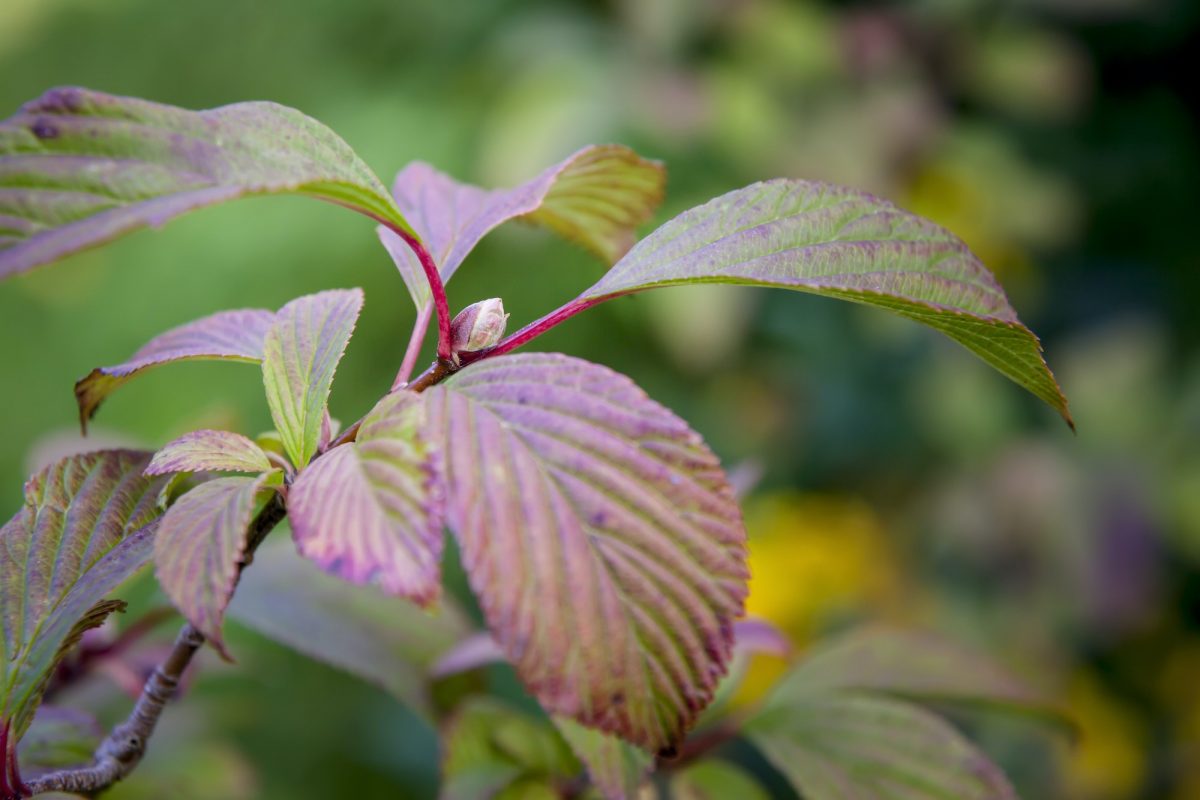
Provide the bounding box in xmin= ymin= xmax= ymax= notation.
xmin=733 ymin=492 xmax=906 ymax=707
xmin=1059 ymin=670 xmax=1148 ymax=800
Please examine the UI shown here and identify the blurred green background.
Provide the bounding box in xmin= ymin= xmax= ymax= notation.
xmin=2 ymin=0 xmax=1197 ymax=797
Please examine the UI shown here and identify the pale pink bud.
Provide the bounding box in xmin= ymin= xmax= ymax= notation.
xmin=449 ymin=298 xmax=508 ymax=364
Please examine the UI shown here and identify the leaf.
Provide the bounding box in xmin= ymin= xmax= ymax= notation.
xmin=379 ymin=145 xmax=665 ymax=308
xmin=744 ymin=694 xmax=1017 ymax=800
xmin=671 ymin=760 xmax=769 ymax=800
xmin=780 ymin=627 xmax=1055 ymax=717
xmin=289 ymin=391 xmax=443 ymax=604
xmin=441 ymin=698 xmax=580 ymax=800
xmin=426 ymin=353 xmax=748 ymax=753
xmin=261 ymin=288 xmax=363 ymax=468
xmin=16 ymin=706 xmax=101 ymax=775
xmin=553 ymin=717 xmax=652 ymax=800
xmin=0 ymin=87 xmax=416 ymax=280
xmin=75 ymin=308 xmax=274 ymax=431
xmin=145 ymin=429 xmax=272 ymax=475
xmin=153 ymin=473 xmax=276 ymax=656
xmin=225 ymin=539 xmax=469 ymax=722
xmin=582 ymin=180 xmax=1071 ymax=426
xmin=431 ymin=632 xmax=505 ymax=679
xmin=0 ymin=450 xmax=166 ymax=742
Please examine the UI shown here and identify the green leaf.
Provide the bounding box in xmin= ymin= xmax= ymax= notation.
xmin=582 ymin=180 xmax=1071 ymax=426
xmin=671 ymin=760 xmax=770 ymax=800
xmin=154 ymin=473 xmax=277 ymax=657
xmin=744 ymin=694 xmax=1017 ymax=800
xmin=0 ymin=451 xmax=166 ymax=742
xmin=145 ymin=429 xmax=273 ymax=475
xmin=0 ymin=87 xmax=415 ymax=279
xmin=779 ymin=627 xmax=1059 ymax=720
xmin=553 ymin=717 xmax=652 ymax=800
xmin=225 ymin=539 xmax=469 ymax=722
xmin=261 ymin=289 xmax=363 ymax=468
xmin=441 ymin=698 xmax=580 ymax=800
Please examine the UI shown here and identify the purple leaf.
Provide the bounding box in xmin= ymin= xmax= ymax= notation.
xmin=745 ymin=694 xmax=1017 ymax=800
xmin=430 ymin=632 xmax=505 ymax=679
xmin=0 ymin=450 xmax=166 ymax=744
xmin=146 ymin=429 xmax=272 ymax=475
xmin=553 ymin=717 xmax=653 ymax=800
xmin=426 ymin=353 xmax=748 ymax=753
xmin=582 ymin=180 xmax=1071 ymax=426
xmin=226 ymin=540 xmax=469 ymax=722
xmin=74 ymin=308 xmax=273 ymax=431
xmin=732 ymin=618 xmax=792 ymax=660
xmin=154 ymin=473 xmax=276 ymax=657
xmin=289 ymin=391 xmax=442 ymax=604
xmin=379 ymin=145 xmax=665 ymax=307
xmin=0 ymin=87 xmax=417 ymax=280
xmin=261 ymin=289 xmax=363 ymax=469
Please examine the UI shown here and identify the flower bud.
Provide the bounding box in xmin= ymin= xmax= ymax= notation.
xmin=449 ymin=298 xmax=508 ymax=364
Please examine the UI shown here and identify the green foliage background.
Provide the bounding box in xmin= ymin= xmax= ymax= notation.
xmin=1 ymin=0 xmax=1197 ymax=797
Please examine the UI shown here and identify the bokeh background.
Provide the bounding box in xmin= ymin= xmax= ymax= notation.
xmin=1 ymin=0 xmax=1197 ymax=797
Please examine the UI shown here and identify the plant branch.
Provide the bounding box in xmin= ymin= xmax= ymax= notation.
xmin=456 ymin=295 xmax=614 ymax=366
xmin=21 ymin=494 xmax=288 ymax=799
xmin=390 ymin=229 xmax=452 ymax=363
xmin=392 ymin=301 xmax=433 ymax=390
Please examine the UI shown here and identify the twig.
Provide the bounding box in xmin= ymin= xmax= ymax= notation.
xmin=21 ymin=494 xmax=288 ymax=798
xmin=392 ymin=302 xmax=433 ymax=390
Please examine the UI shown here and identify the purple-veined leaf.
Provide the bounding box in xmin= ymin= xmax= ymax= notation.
xmin=553 ymin=717 xmax=652 ymax=800
xmin=744 ymin=694 xmax=1017 ymax=800
xmin=145 ymin=429 xmax=272 ymax=476
xmin=289 ymin=391 xmax=442 ymax=604
xmin=426 ymin=353 xmax=748 ymax=753
xmin=153 ymin=473 xmax=277 ymax=657
xmin=261 ymin=289 xmax=363 ymax=469
xmin=0 ymin=87 xmax=417 ymax=280
xmin=227 ymin=539 xmax=469 ymax=721
xmin=581 ymin=180 xmax=1072 ymax=426
xmin=16 ymin=706 xmax=100 ymax=776
xmin=780 ymin=627 xmax=1055 ymax=717
xmin=0 ymin=451 xmax=165 ymax=744
xmin=379 ymin=145 xmax=665 ymax=308
xmin=671 ymin=760 xmax=769 ymax=800
xmin=74 ymin=308 xmax=274 ymax=431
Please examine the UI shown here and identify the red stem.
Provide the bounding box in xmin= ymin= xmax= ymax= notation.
xmin=389 ymin=227 xmax=452 ymax=363
xmin=393 ymin=302 xmax=433 ymax=390
xmin=457 ymin=294 xmax=615 ymax=366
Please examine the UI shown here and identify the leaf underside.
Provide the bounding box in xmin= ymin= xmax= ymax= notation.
xmin=0 ymin=450 xmax=166 ymax=743
xmin=289 ymin=391 xmax=443 ymax=604
xmin=74 ymin=308 xmax=274 ymax=431
xmin=553 ymin=717 xmax=652 ymax=800
xmin=379 ymin=144 xmax=665 ymax=308
xmin=153 ymin=473 xmax=274 ymax=656
xmin=427 ymin=353 xmax=748 ymax=753
xmin=226 ymin=540 xmax=469 ymax=723
xmin=261 ymin=288 xmax=363 ymax=469
xmin=746 ymin=694 xmax=1017 ymax=800
xmin=781 ymin=627 xmax=1054 ymax=716
xmin=0 ymin=87 xmax=414 ymax=280
xmin=582 ymin=179 xmax=1071 ymax=426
